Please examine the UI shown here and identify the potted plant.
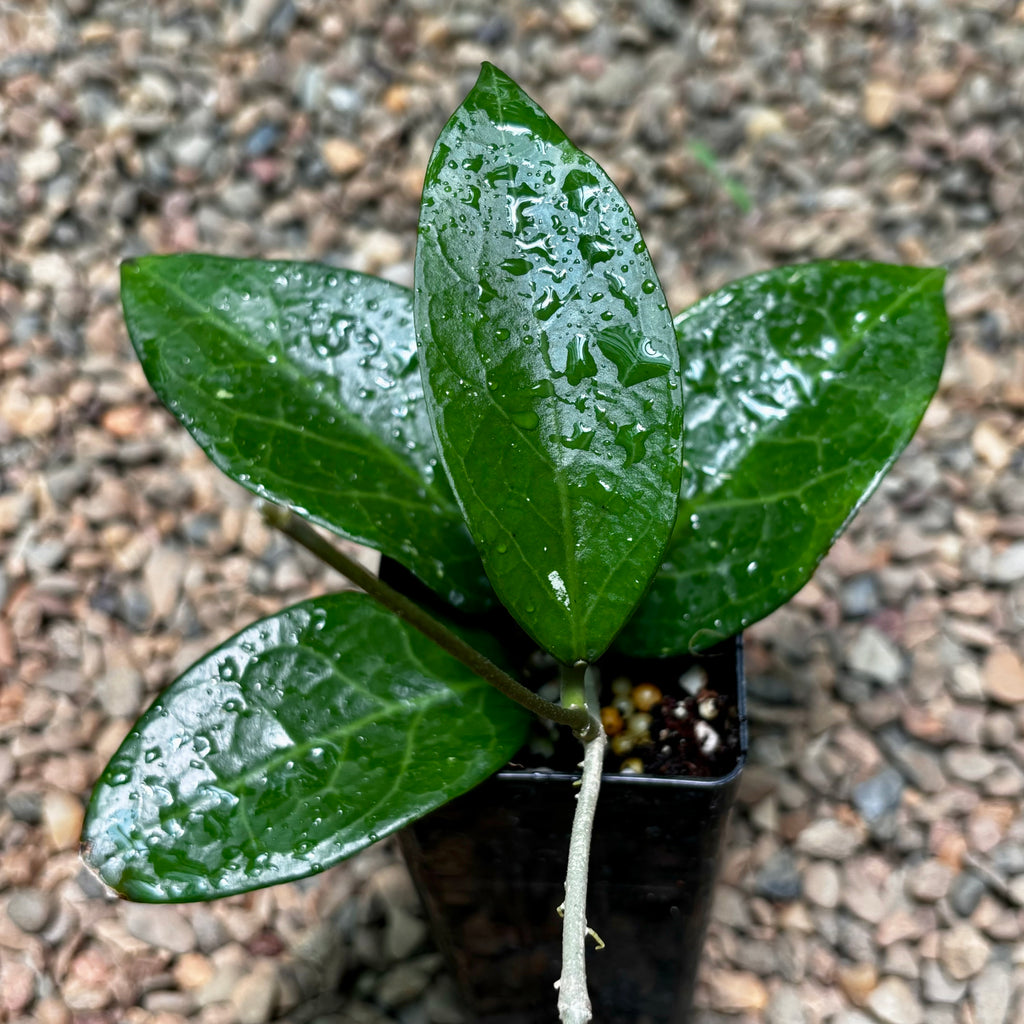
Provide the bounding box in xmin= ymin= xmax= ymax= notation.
xmin=81 ymin=64 xmax=948 ymax=1024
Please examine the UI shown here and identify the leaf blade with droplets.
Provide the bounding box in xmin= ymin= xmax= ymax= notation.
xmin=121 ymin=254 xmax=491 ymax=610
xmin=617 ymin=261 xmax=949 ymax=656
xmin=414 ymin=63 xmax=683 ymax=663
xmin=81 ymin=593 xmax=530 ymax=902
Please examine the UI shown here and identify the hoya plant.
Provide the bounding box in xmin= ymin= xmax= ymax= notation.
xmin=83 ymin=65 xmax=948 ymax=1022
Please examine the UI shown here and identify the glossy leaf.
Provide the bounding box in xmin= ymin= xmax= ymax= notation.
xmin=414 ymin=63 xmax=682 ymax=664
xmin=121 ymin=255 xmax=491 ymax=610
xmin=82 ymin=593 xmax=530 ymax=902
xmin=618 ymin=262 xmax=949 ymax=656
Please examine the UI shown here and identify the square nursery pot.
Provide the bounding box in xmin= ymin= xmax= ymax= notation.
xmin=386 ymin=561 xmax=749 ymax=1024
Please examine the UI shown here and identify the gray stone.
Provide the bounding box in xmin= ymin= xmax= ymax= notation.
xmin=864 ymin=976 xmax=923 ymax=1024
xmin=990 ymin=841 xmax=1024 ymax=876
xmin=841 ymin=574 xmax=880 ymax=617
xmin=96 ymin=667 xmax=143 ymax=718
xmin=922 ymin=960 xmax=967 ymax=1004
xmin=123 ymin=903 xmax=197 ymax=954
xmin=853 ymin=767 xmax=904 ymax=823
xmin=384 ymin=907 xmax=427 ymax=962
xmin=991 ymin=542 xmax=1024 ymax=584
xmin=172 ymin=130 xmax=214 ymax=170
xmin=943 ymin=746 xmax=997 ymax=783
xmin=754 ymin=850 xmax=803 ymax=901
xmin=949 ymin=872 xmax=986 ymax=917
xmin=765 ymin=985 xmax=807 ymax=1024
xmin=847 ymin=626 xmax=904 ymax=686
xmin=796 ymin=819 xmax=865 ymax=859
xmin=376 ymin=964 xmax=432 ymax=1008
xmin=46 ymin=464 xmax=91 ymax=505
xmin=6 ymin=790 xmax=42 ymax=824
xmin=970 ymin=961 xmax=1012 ymax=1024
xmin=6 ymin=888 xmax=55 ymax=933
xmin=423 ymin=976 xmax=466 ymax=1024
xmin=837 ymin=914 xmax=875 ymax=963
xmin=25 ymin=539 xmax=68 ymax=574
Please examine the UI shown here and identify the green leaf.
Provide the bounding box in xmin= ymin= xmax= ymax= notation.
xmin=414 ymin=63 xmax=682 ymax=664
xmin=121 ymin=255 xmax=491 ymax=610
xmin=618 ymin=262 xmax=949 ymax=657
xmin=81 ymin=593 xmax=530 ymax=902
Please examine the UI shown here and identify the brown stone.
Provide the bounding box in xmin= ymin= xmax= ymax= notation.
xmin=321 ymin=138 xmax=366 ymax=177
xmin=705 ymin=969 xmax=769 ymax=1013
xmin=983 ymin=647 xmax=1024 ymax=705
xmin=837 ymin=962 xmax=877 ymax=1006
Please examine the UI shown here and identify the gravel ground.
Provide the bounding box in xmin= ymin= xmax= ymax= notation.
xmin=2 ymin=2 xmax=1024 ymax=1023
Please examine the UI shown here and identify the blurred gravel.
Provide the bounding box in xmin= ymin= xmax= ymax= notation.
xmin=2 ymin=2 xmax=1024 ymax=1023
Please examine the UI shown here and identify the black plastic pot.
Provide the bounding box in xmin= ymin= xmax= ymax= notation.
xmin=399 ymin=631 xmax=747 ymax=1024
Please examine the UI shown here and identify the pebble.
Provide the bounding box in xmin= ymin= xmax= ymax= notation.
xmin=905 ymin=859 xmax=953 ymax=902
xmin=949 ymin=872 xmax=987 ymax=917
xmin=921 ymin=959 xmax=967 ymax=1004
xmin=847 ymin=627 xmax=905 ymax=686
xmin=765 ymin=985 xmax=807 ymax=1024
xmin=754 ymin=850 xmax=803 ymax=901
xmin=704 ymin=969 xmax=769 ymax=1013
xmin=852 ymin=767 xmax=904 ymax=823
xmin=982 ymin=646 xmax=1024 ymax=704
xmin=322 ymin=139 xmax=366 ymax=177
xmin=795 ymin=819 xmax=865 ymax=860
xmin=943 ymin=746 xmax=997 ymax=783
xmin=421 ymin=976 xmax=466 ymax=1024
xmin=939 ymin=922 xmax=991 ymax=980
xmin=561 ymin=0 xmax=599 ymax=33
xmin=970 ymin=961 xmax=1012 ymax=1024
xmin=804 ymin=861 xmax=841 ymax=908
xmin=990 ymin=542 xmax=1024 ymax=583
xmin=863 ymin=79 xmax=901 ymax=128
xmin=376 ymin=963 xmax=433 ymax=1008
xmin=123 ymin=903 xmax=197 ymax=954
xmin=41 ymin=790 xmax=84 ymax=850
xmin=6 ymin=888 xmax=55 ymax=933
xmin=864 ymin=976 xmax=923 ymax=1024
xmin=231 ymin=962 xmax=279 ymax=1024
xmin=385 ymin=907 xmax=428 ymax=961
xmin=95 ymin=666 xmax=144 ymax=718
xmin=837 ymin=962 xmax=877 ymax=1006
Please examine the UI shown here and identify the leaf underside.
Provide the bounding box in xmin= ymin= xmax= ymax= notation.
xmin=121 ymin=255 xmax=491 ymax=611
xmin=415 ymin=63 xmax=682 ymax=664
xmin=618 ymin=261 xmax=949 ymax=657
xmin=82 ymin=593 xmax=530 ymax=902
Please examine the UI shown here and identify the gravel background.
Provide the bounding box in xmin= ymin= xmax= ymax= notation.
xmin=2 ymin=2 xmax=1024 ymax=1023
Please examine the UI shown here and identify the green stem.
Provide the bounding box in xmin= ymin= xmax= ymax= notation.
xmin=260 ymin=504 xmax=591 ymax=733
xmin=560 ymin=661 xmax=599 ymax=741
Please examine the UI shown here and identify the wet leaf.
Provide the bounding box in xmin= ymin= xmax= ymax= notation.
xmin=415 ymin=63 xmax=682 ymax=664
xmin=618 ymin=262 xmax=949 ymax=656
xmin=121 ymin=255 xmax=491 ymax=610
xmin=81 ymin=593 xmax=530 ymax=902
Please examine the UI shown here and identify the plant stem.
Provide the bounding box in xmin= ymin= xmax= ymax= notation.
xmin=558 ymin=664 xmax=605 ymax=1024
xmin=260 ymin=504 xmax=591 ymax=733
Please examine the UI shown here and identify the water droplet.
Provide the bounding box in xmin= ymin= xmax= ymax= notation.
xmin=510 ymin=410 xmax=539 ymax=430
xmin=501 ymin=257 xmax=531 ymax=276
xmin=641 ymin=279 xmax=657 ymax=294
xmin=532 ymin=287 xmax=562 ymax=321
